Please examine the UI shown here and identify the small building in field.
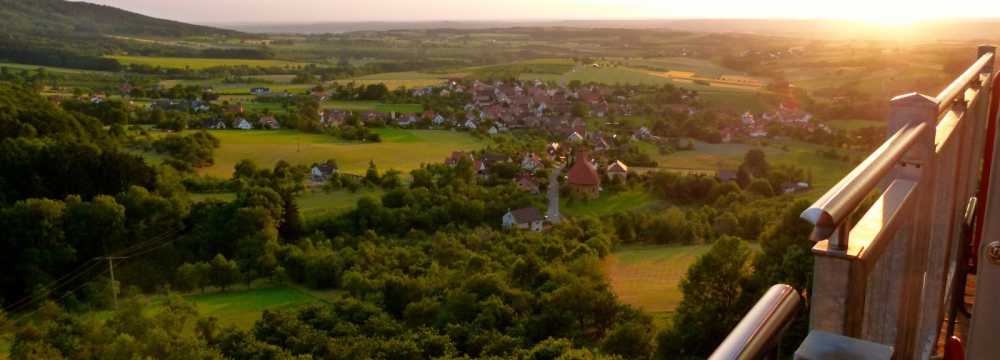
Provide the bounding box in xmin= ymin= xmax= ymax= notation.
xmin=782 ymin=182 xmax=811 ymax=194
xmin=235 ymin=118 xmax=253 ymax=130
xmin=567 ymin=152 xmax=601 ymax=197
xmin=260 ymin=116 xmax=280 ymax=129
xmin=607 ymin=160 xmax=629 ymax=180
xmin=250 ymin=87 xmax=271 ymax=96
xmin=311 ymin=164 xmax=337 ymax=182
xmin=445 ymin=151 xmax=472 ymax=166
xmin=502 ymin=207 xmax=544 ymax=232
xmin=202 ymin=119 xmax=227 ymax=130
xmin=432 ymin=114 xmax=448 ymax=125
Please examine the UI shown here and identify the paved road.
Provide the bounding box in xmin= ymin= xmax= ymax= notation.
xmin=546 ymin=165 xmax=563 ymax=224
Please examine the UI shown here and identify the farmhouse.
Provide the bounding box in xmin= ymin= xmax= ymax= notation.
xmin=607 ymin=160 xmax=629 ymax=180
xmin=250 ymin=87 xmax=271 ymax=96
xmin=202 ymin=119 xmax=227 ymax=130
xmin=432 ymin=114 xmax=448 ymax=125
xmin=235 ymin=118 xmax=253 ymax=130
xmin=445 ymin=151 xmax=472 ymax=166
xmin=397 ymin=114 xmax=418 ymax=127
xmin=260 ymin=116 xmax=280 ymax=129
xmin=567 ymin=152 xmax=601 ymax=197
xmin=311 ymin=163 xmax=337 ymax=182
xmin=502 ymin=207 xmax=544 ymax=232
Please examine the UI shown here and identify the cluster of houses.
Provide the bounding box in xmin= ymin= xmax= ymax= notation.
xmin=200 ymin=115 xmax=281 ymax=130
xmin=721 ymin=102 xmax=826 ymax=142
xmin=436 ymin=141 xmax=632 ymax=232
xmin=316 ymin=79 xmax=638 ymax=137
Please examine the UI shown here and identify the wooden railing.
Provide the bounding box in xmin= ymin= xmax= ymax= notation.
xmin=803 ymin=45 xmax=995 ymax=359
xmin=714 ymin=45 xmax=1000 ymax=360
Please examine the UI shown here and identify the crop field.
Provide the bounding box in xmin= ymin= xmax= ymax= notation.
xmin=603 ymin=244 xmax=712 ymax=315
xmin=329 ymin=78 xmax=445 ymax=90
xmin=563 ymin=189 xmax=664 ymax=218
xmin=322 ymin=100 xmax=424 ymax=113
xmin=0 ymin=62 xmax=107 ymax=75
xmin=212 ymin=84 xmax=314 ymax=95
xmin=626 ymin=57 xmax=741 ymax=78
xmin=179 ymin=128 xmax=483 ymax=178
xmin=108 ymin=55 xmax=312 ymax=70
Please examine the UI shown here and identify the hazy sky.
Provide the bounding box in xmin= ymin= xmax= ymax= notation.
xmin=82 ymin=0 xmax=994 ymax=24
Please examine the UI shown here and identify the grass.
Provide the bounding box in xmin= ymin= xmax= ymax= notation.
xmin=0 ymin=62 xmax=106 ymax=75
xmin=643 ymin=138 xmax=856 ymax=195
xmin=562 ymin=189 xmax=663 ymax=218
xmin=329 ymin=79 xmax=445 ymax=90
xmin=603 ymin=244 xmax=712 ymax=315
xmin=322 ymin=100 xmax=423 ymax=113
xmin=108 ymin=55 xmax=311 ymax=70
xmin=173 ymin=128 xmax=483 ymax=178
xmin=827 ymin=119 xmax=885 ymax=131
xmin=185 ymin=287 xmax=318 ymax=330
xmin=626 ymin=57 xmax=741 ymax=78
xmin=297 ymin=189 xmax=381 ymax=218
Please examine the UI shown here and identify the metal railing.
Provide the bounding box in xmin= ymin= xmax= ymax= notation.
xmin=714 ymin=45 xmax=999 ymax=360
xmin=708 ymin=285 xmax=801 ymax=360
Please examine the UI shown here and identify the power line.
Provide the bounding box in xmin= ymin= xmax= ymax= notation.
xmin=4 ymin=229 xmax=180 ymax=314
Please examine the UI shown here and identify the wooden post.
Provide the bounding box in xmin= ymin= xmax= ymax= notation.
xmin=886 ymin=92 xmax=938 ymax=360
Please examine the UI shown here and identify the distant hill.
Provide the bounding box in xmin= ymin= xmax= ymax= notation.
xmin=0 ymin=0 xmax=264 ymax=71
xmin=223 ymin=18 xmax=1000 ymax=42
xmin=0 ymin=0 xmax=243 ymax=38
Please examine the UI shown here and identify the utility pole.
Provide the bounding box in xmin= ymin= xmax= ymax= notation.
xmin=95 ymin=256 xmax=128 ymax=309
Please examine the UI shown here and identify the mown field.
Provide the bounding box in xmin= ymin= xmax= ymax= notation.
xmin=189 ymin=189 xmax=376 ymax=219
xmin=183 ymin=128 xmax=484 ymax=178
xmin=603 ymin=244 xmax=712 ymax=316
xmin=562 ymin=189 xmax=663 ymax=218
xmin=109 ymin=55 xmax=312 ymax=70
xmin=185 ymin=287 xmax=319 ymax=330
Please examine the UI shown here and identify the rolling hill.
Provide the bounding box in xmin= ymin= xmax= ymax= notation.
xmin=0 ymin=0 xmax=242 ymax=38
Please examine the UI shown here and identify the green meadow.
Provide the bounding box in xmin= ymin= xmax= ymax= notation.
xmin=644 ymin=138 xmax=856 ymax=194
xmin=322 ymin=100 xmax=424 ymax=113
xmin=562 ymin=189 xmax=663 ymax=218
xmin=108 ymin=55 xmax=311 ymax=70
xmin=183 ymin=128 xmax=484 ymax=178
xmin=185 ymin=287 xmax=319 ymax=329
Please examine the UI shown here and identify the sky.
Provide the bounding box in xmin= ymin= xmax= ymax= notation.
xmin=82 ymin=0 xmax=996 ymax=24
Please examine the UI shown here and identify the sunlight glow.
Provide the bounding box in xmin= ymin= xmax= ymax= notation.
xmin=82 ymin=0 xmax=994 ymax=23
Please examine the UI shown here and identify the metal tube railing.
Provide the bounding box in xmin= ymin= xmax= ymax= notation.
xmin=709 ymin=284 xmax=802 ymax=360
xmin=799 ymin=122 xmax=929 ymax=248
xmin=936 ymin=53 xmax=994 ymax=115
